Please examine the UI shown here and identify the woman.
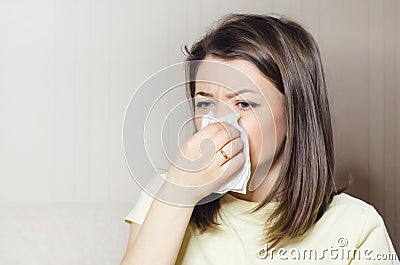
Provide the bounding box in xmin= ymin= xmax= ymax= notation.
xmin=120 ymin=13 xmax=398 ymax=264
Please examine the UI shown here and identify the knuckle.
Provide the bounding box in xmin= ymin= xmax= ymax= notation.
xmin=228 ymin=128 xmax=240 ymax=140
xmin=210 ymin=122 xmax=223 ymax=130
xmin=219 ymin=131 xmax=232 ymax=143
xmin=235 ymin=138 xmax=244 ymax=148
xmin=221 ymin=127 xmax=236 ymax=140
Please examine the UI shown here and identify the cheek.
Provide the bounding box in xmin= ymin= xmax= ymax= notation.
xmin=245 ymin=109 xmax=279 ymax=168
xmin=194 ymin=116 xmax=201 ymax=132
xmin=243 ymin=107 xmax=281 ymax=169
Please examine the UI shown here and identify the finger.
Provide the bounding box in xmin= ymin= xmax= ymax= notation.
xmin=215 ymin=152 xmax=246 ymax=187
xmin=191 ymin=121 xmax=237 ymax=147
xmin=214 ymin=137 xmax=244 ymax=167
xmin=191 ymin=121 xmax=224 ymax=142
xmin=211 ymin=122 xmax=241 ymax=152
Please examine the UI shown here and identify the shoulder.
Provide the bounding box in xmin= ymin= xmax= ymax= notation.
xmin=324 ymin=192 xmax=385 ymax=229
xmin=327 ymin=192 xmax=382 ymax=220
xmin=318 ymin=192 xmax=392 ymax=247
xmin=321 ymin=193 xmax=399 ymax=262
xmin=330 ymin=192 xmax=372 ymax=208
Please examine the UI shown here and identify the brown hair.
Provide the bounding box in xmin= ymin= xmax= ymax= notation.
xmin=183 ymin=13 xmax=341 ymax=248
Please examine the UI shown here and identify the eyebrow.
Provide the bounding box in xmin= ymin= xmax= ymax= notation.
xmin=194 ymin=89 xmax=256 ymax=99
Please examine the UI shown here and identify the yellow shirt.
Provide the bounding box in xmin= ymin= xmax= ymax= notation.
xmin=125 ymin=181 xmax=399 ymax=264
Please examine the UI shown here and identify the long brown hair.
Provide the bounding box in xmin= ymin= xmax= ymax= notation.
xmin=183 ymin=13 xmax=340 ymax=248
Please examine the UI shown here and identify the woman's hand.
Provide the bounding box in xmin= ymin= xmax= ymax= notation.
xmin=163 ymin=121 xmax=245 ymax=205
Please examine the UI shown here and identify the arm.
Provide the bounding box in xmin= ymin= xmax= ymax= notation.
xmin=120 ymin=196 xmax=194 ymax=265
xmin=122 ymin=222 xmax=141 ymax=255
xmin=120 ymin=121 xmax=245 ymax=265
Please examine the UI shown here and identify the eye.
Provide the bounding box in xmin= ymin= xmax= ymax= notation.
xmin=237 ymin=101 xmax=257 ymax=111
xmin=195 ymin=101 xmax=215 ymax=109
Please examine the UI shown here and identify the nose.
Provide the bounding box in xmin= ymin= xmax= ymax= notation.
xmin=213 ymin=99 xmax=234 ymax=119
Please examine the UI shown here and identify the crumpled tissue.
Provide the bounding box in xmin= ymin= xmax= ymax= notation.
xmin=201 ymin=110 xmax=250 ymax=194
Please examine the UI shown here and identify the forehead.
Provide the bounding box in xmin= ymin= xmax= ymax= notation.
xmin=195 ymin=55 xmax=278 ymax=98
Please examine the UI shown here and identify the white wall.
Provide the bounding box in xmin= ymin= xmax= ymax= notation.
xmin=0 ymin=0 xmax=399 ymax=263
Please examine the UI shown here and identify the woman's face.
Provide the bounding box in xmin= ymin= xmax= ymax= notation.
xmin=193 ymin=55 xmax=287 ymax=179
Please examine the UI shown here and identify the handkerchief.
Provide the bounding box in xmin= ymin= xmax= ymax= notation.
xmin=201 ymin=110 xmax=250 ymax=194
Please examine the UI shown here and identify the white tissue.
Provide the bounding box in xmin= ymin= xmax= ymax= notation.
xmin=201 ymin=110 xmax=250 ymax=194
